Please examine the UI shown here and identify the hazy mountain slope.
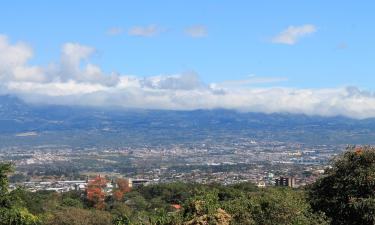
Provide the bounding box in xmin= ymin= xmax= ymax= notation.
xmin=1 ymin=95 xmax=375 ymax=147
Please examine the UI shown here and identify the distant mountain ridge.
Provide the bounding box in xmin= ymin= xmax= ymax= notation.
xmin=1 ymin=95 xmax=375 ymax=147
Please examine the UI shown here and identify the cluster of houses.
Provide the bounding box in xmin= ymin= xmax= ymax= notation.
xmin=10 ymin=178 xmax=150 ymax=193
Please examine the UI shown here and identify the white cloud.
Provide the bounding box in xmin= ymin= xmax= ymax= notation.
xmin=128 ymin=25 xmax=162 ymax=37
xmin=2 ymin=34 xmax=375 ymax=119
xmin=43 ymin=42 xmax=119 ymax=86
xmin=6 ymin=80 xmax=107 ymax=96
xmin=272 ymin=24 xmax=316 ymax=45
xmin=214 ymin=75 xmax=287 ymax=88
xmin=107 ymin=27 xmax=123 ymax=36
xmin=140 ymin=72 xmax=205 ymax=90
xmin=60 ymin=42 xmax=95 ymax=73
xmin=0 ymin=35 xmax=45 ymax=82
xmin=0 ymin=36 xmax=119 ymax=86
xmin=9 ymin=78 xmax=375 ymax=119
xmin=184 ymin=25 xmax=208 ymax=38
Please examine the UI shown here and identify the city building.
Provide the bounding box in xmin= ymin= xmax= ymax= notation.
xmin=275 ymin=176 xmax=295 ymax=187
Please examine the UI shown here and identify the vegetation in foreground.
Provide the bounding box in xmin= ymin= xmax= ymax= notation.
xmin=1 ymin=146 xmax=375 ymax=225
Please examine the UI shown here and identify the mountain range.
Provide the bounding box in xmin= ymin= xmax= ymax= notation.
xmin=1 ymin=95 xmax=375 ymax=148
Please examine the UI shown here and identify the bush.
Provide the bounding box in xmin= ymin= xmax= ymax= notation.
xmin=44 ymin=207 xmax=112 ymax=225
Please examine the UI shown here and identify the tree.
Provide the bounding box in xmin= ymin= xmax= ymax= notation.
xmin=0 ymin=162 xmax=40 ymax=225
xmin=0 ymin=207 xmax=40 ymax=225
xmin=61 ymin=197 xmax=83 ymax=208
xmin=222 ymin=188 xmax=328 ymax=225
xmin=0 ymin=162 xmax=13 ymax=207
xmin=309 ymin=146 xmax=375 ymax=225
xmin=181 ymin=191 xmax=231 ymax=225
xmin=113 ymin=178 xmax=131 ymax=201
xmin=9 ymin=188 xmax=60 ymax=215
xmin=87 ymin=176 xmax=108 ymax=209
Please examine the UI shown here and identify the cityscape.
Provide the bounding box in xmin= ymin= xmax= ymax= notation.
xmin=2 ymin=139 xmax=343 ymax=192
xmin=1 ymin=1 xmax=375 ymax=224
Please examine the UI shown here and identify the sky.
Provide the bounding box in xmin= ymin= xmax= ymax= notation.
xmin=0 ymin=1 xmax=375 ymax=118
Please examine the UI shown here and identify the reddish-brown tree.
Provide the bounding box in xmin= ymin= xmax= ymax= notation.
xmin=113 ymin=178 xmax=131 ymax=201
xmin=87 ymin=176 xmax=108 ymax=209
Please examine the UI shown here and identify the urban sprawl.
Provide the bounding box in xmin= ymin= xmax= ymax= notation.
xmin=0 ymin=138 xmax=344 ymax=193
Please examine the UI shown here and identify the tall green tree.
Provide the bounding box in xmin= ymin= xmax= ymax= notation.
xmin=0 ymin=162 xmax=13 ymax=207
xmin=0 ymin=162 xmax=40 ymax=225
xmin=309 ymin=146 xmax=375 ymax=225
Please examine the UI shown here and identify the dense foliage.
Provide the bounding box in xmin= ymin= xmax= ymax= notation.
xmin=0 ymin=175 xmax=327 ymax=224
xmin=0 ymin=163 xmax=39 ymax=225
xmin=3 ymin=146 xmax=375 ymax=224
xmin=309 ymin=145 xmax=375 ymax=225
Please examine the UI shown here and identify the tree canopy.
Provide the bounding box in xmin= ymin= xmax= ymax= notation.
xmin=309 ymin=145 xmax=375 ymax=225
xmin=0 ymin=162 xmax=40 ymax=225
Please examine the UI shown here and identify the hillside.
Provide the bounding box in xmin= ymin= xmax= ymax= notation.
xmin=1 ymin=95 xmax=375 ymax=147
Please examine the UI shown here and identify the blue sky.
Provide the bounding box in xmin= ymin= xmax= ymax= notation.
xmin=1 ymin=0 xmax=373 ymax=88
xmin=1 ymin=1 xmax=375 ymax=118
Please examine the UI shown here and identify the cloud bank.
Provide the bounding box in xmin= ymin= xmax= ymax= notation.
xmin=1 ymin=34 xmax=375 ymax=119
